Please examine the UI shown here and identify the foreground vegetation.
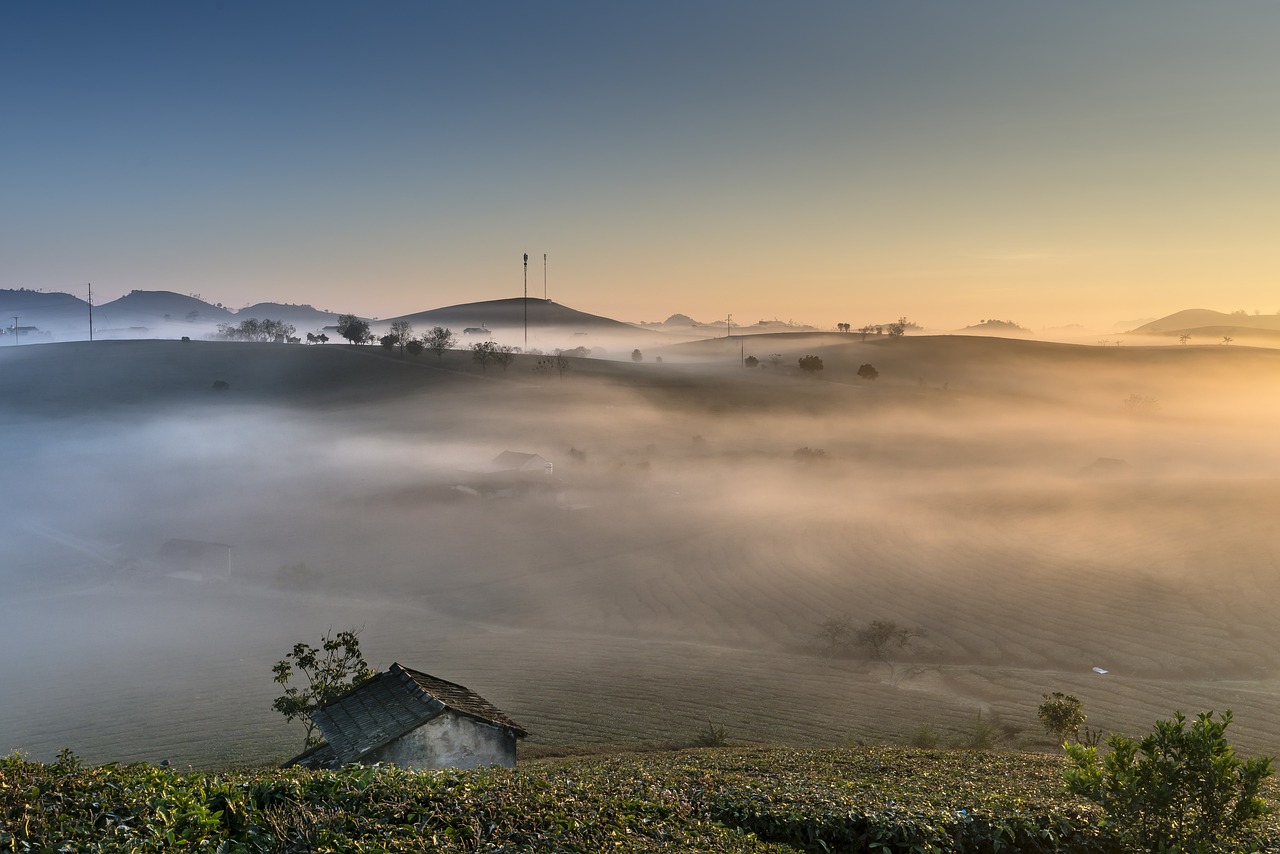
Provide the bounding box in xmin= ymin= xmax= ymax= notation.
xmin=6 ymin=745 xmax=1279 ymax=852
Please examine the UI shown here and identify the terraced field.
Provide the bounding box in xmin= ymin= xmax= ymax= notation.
xmin=2 ymin=336 xmax=1279 ymax=767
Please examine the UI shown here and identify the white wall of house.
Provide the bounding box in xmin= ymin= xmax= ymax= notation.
xmin=366 ymin=710 xmax=516 ymax=770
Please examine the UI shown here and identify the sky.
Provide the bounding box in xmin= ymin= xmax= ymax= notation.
xmin=4 ymin=1 xmax=1280 ymax=331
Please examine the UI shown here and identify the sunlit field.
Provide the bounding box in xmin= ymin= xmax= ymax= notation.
xmin=3 ymin=335 xmax=1279 ymax=767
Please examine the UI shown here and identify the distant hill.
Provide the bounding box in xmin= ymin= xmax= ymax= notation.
xmin=957 ymin=319 xmax=1029 ymax=335
xmin=385 ymin=298 xmax=646 ymax=333
xmin=96 ymin=291 xmax=235 ymax=326
xmin=235 ymin=302 xmax=340 ymax=332
xmin=1132 ymin=309 xmax=1280 ymax=336
xmin=0 ymin=289 xmax=91 ymax=334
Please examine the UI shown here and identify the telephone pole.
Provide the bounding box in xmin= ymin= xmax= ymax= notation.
xmin=88 ymin=283 xmax=94 ymax=341
xmin=523 ymin=252 xmax=529 ymax=350
xmin=11 ymin=316 xmax=18 ymax=345
xmin=543 ymin=253 xmax=547 ymax=301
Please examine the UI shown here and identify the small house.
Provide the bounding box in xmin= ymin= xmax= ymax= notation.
xmin=455 ymin=451 xmax=555 ymax=499
xmin=285 ymin=663 xmax=528 ymax=771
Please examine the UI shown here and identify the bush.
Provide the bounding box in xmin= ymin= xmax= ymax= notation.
xmin=798 ymin=355 xmax=824 ymax=374
xmin=857 ymin=363 xmax=878 ymax=380
xmin=1038 ymin=692 xmax=1086 ymax=743
xmin=909 ymin=724 xmax=941 ymax=749
xmin=1064 ymin=710 xmax=1273 ymax=852
xmin=692 ymin=719 xmax=728 ymax=747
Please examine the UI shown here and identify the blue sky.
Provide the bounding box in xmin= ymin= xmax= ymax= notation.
xmin=4 ymin=2 xmax=1279 ymax=329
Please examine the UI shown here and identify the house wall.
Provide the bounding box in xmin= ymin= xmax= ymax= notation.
xmin=366 ymin=710 xmax=516 ymax=770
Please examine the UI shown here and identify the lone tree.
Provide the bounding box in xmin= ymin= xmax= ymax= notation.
xmin=470 ymin=339 xmax=499 ymax=373
xmin=1038 ymin=692 xmax=1086 ymax=743
xmin=888 ymin=316 xmax=908 ymax=337
xmin=631 ymin=349 xmax=643 ymax=363
xmin=493 ymin=343 xmax=517 ymax=372
xmin=856 ymin=620 xmax=919 ymax=662
xmin=272 ymin=628 xmax=375 ymax=750
xmin=423 ymin=326 xmax=456 ymax=361
xmin=798 ymin=355 xmax=824 ymax=374
xmin=856 ymin=363 xmax=879 ymax=380
xmin=337 ymin=314 xmax=372 ymax=345
xmin=817 ymin=615 xmax=854 ymax=659
xmin=387 ymin=320 xmax=414 ymax=353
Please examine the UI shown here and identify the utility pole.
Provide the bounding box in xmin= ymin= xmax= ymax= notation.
xmin=543 ymin=253 xmax=547 ymax=301
xmin=726 ymin=313 xmax=732 ymax=339
xmin=11 ymin=316 xmax=18 ymax=345
xmin=88 ymin=283 xmax=94 ymax=342
xmin=523 ymin=252 xmax=529 ymax=351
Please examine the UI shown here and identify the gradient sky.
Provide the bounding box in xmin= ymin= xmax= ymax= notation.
xmin=4 ymin=2 xmax=1279 ymax=330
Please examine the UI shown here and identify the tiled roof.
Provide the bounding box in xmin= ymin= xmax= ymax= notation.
xmin=397 ymin=666 xmax=528 ymax=736
xmin=285 ymin=663 xmax=527 ymax=768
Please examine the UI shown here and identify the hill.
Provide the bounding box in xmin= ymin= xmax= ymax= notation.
xmin=387 ymin=297 xmax=643 ymax=333
xmin=1130 ymin=308 xmax=1280 ymax=342
xmin=96 ymin=290 xmax=236 ymax=326
xmin=234 ymin=302 xmax=341 ymax=333
xmin=0 ymin=288 xmax=91 ymax=335
xmin=5 ymin=337 xmax=1280 ymax=773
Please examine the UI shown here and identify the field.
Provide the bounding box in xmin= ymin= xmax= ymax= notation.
xmin=2 ymin=335 xmax=1280 ymax=767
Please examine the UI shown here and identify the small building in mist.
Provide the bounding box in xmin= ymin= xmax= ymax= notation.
xmin=455 ymin=450 xmax=555 ymax=499
xmin=284 ymin=663 xmax=528 ymax=771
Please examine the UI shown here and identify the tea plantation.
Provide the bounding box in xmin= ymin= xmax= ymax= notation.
xmin=4 ymin=746 xmax=1279 ymax=852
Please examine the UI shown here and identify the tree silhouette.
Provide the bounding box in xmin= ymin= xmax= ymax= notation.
xmin=272 ymin=629 xmax=374 ymax=750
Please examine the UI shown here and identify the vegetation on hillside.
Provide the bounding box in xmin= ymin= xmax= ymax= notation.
xmin=0 ymin=747 xmax=1114 ymax=852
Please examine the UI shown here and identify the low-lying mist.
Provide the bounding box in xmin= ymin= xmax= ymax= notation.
xmin=3 ymin=336 xmax=1280 ymax=766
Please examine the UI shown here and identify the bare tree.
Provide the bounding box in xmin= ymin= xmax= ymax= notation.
xmin=470 ymin=340 xmax=498 ymax=373
xmin=423 ymin=326 xmax=456 ymax=361
xmin=388 ymin=320 xmax=414 ymax=353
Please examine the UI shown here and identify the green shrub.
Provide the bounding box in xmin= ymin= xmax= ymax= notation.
xmin=1064 ymin=710 xmax=1273 ymax=852
xmin=1039 ymin=692 xmax=1086 ymax=743
xmin=693 ymin=719 xmax=729 ymax=747
xmin=909 ymin=724 xmax=941 ymax=749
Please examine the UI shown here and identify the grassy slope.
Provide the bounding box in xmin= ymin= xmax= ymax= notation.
xmin=4 ymin=338 xmax=1280 ymax=769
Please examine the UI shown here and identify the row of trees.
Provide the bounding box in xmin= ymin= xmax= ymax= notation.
xmin=216 ymin=318 xmax=297 ymax=343
xmin=833 ymin=317 xmax=910 ymax=339
xmin=333 ymin=315 xmax=459 ymax=360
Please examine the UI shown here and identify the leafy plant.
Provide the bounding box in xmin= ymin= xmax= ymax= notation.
xmin=1038 ymin=692 xmax=1086 ymax=743
xmin=692 ymin=719 xmax=729 ymax=748
xmin=797 ymin=355 xmax=823 ymax=374
xmin=960 ymin=711 xmax=1000 ymax=751
xmin=909 ymin=724 xmax=941 ymax=749
xmin=271 ymin=628 xmax=375 ymax=749
xmin=1064 ymin=710 xmax=1273 ymax=852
